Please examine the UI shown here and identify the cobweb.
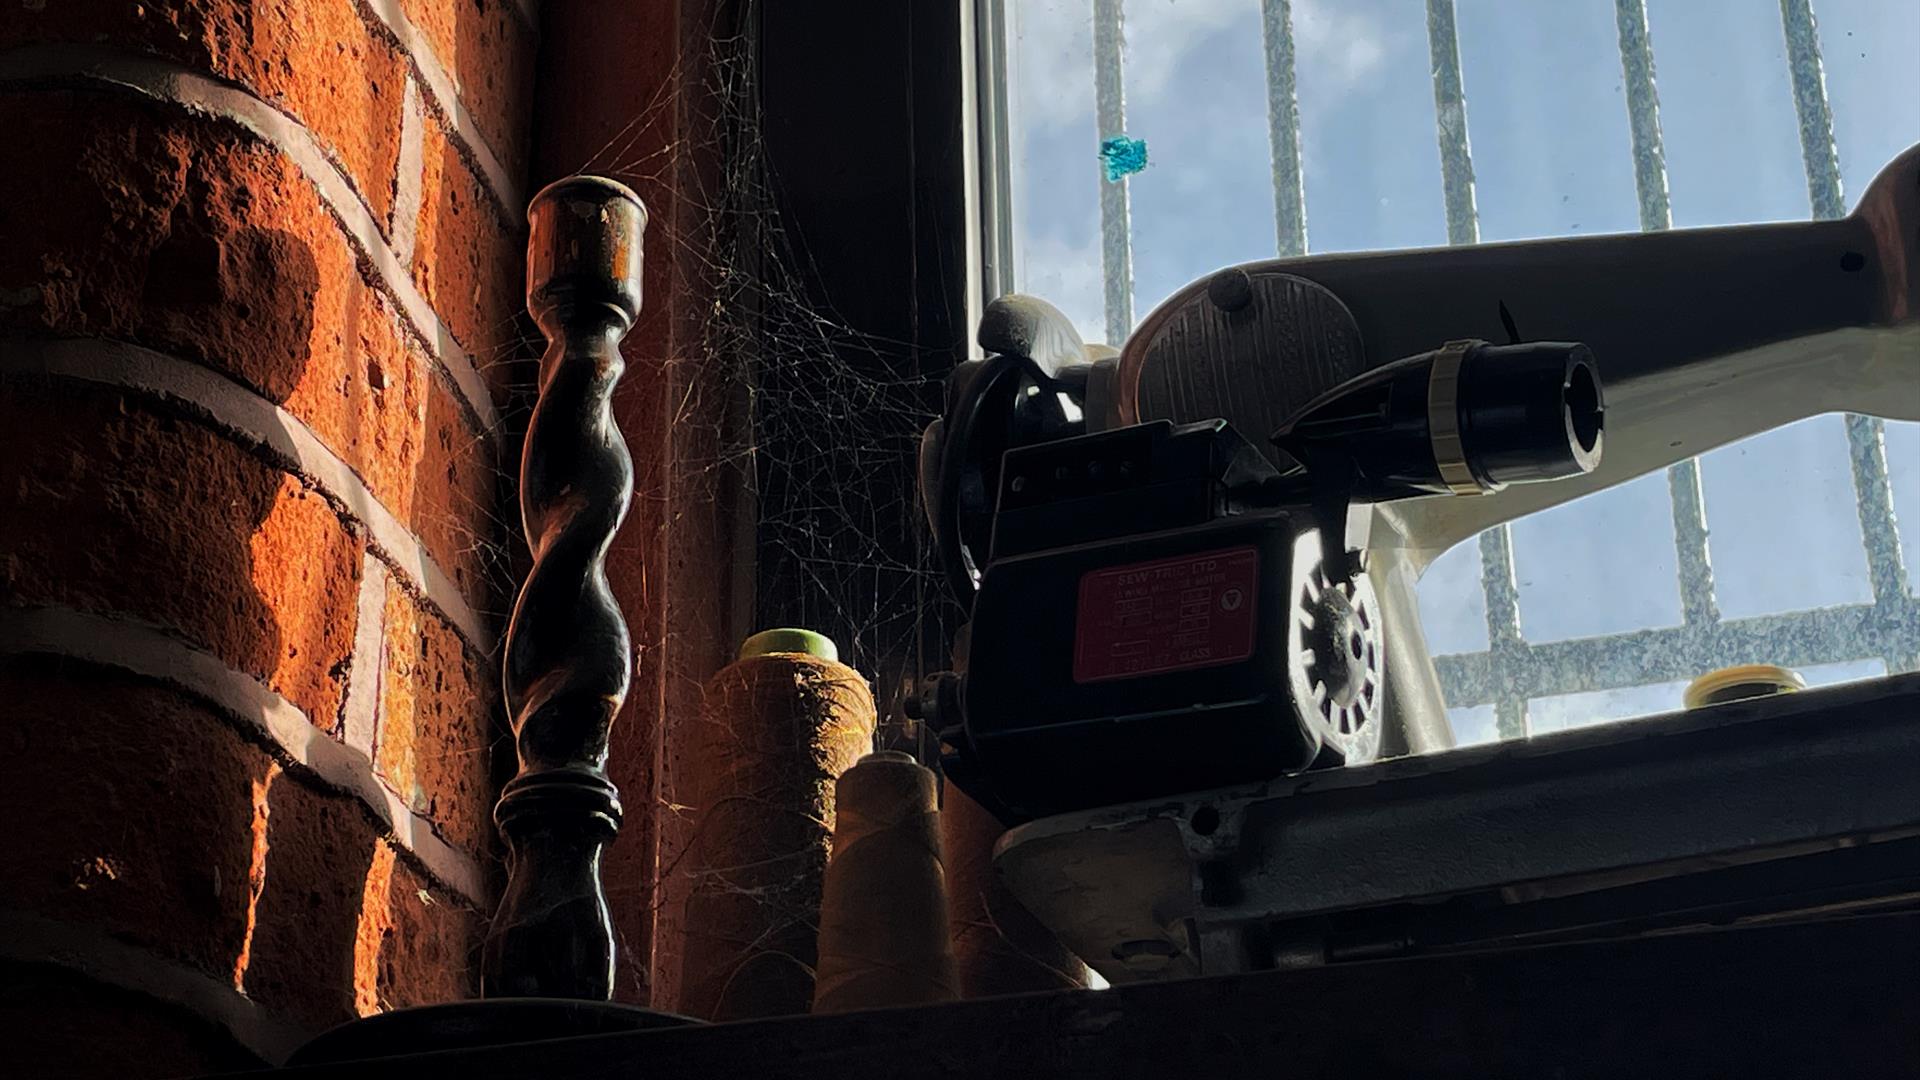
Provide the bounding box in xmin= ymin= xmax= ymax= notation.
xmin=451 ymin=1 xmax=957 ymax=753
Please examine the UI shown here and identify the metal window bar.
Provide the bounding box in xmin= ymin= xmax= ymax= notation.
xmin=1612 ymin=0 xmax=1723 ymax=649
xmin=1778 ymin=0 xmax=1920 ymax=674
xmin=1427 ymin=0 xmax=1920 ymax=717
xmin=1617 ymin=0 xmax=1723 ymax=669
xmin=1093 ymin=0 xmax=1135 ymax=344
xmin=1065 ymin=0 xmax=1916 ymax=730
xmin=1425 ymin=0 xmax=1480 ymax=248
xmin=1261 ymin=0 xmax=1307 ymax=258
xmin=1421 ymin=0 xmax=1530 ymax=736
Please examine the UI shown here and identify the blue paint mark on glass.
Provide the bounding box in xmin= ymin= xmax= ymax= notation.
xmin=1099 ymin=135 xmax=1149 ymax=182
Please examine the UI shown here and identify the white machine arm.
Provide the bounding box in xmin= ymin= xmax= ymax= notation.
xmin=1111 ymin=144 xmax=1919 ymax=752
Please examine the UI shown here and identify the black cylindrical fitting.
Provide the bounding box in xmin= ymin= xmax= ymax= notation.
xmin=1273 ymin=340 xmax=1604 ymax=500
xmin=1457 ymin=341 xmax=1604 ymax=488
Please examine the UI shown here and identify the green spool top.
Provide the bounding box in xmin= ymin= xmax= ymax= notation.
xmin=737 ymin=628 xmax=839 ymax=663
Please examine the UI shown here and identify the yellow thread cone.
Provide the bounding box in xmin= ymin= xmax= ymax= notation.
xmin=812 ymin=752 xmax=958 ymax=1012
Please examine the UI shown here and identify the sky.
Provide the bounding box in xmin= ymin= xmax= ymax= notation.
xmin=1005 ymin=0 xmax=1920 ymax=743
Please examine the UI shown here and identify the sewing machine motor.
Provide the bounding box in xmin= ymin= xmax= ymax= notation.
xmin=917 ymin=283 xmax=1603 ymax=822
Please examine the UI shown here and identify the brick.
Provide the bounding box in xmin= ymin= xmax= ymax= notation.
xmin=0 ymin=92 xmax=505 ymax=613
xmin=0 ymin=662 xmax=268 ymax=984
xmin=0 ymin=650 xmax=482 ymax=1043
xmin=414 ymin=118 xmax=527 ymax=393
xmin=398 ymin=0 xmax=536 ymax=184
xmin=413 ymin=377 xmax=508 ymax=610
xmin=379 ymin=847 xmax=482 ymax=1011
xmin=288 ymin=281 xmax=502 ymax=612
xmin=376 ymin=576 xmax=498 ymax=860
xmin=1 ymin=0 xmax=409 ymax=223
xmin=0 ymin=92 xmax=346 ymax=403
xmin=0 ymin=91 xmax=383 ymax=406
xmin=244 ymin=773 xmax=481 ymax=1031
xmin=0 ymin=381 xmax=361 ymax=728
xmin=350 ymin=841 xmax=484 ymax=1016
xmin=286 ymin=279 xmax=431 ymax=530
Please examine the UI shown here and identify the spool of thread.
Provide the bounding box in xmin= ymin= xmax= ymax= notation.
xmin=1684 ymin=663 xmax=1806 ymax=709
xmin=665 ymin=630 xmax=875 ymax=1021
xmin=942 ymin=779 xmax=1089 ymax=997
xmin=812 ymin=752 xmax=958 ymax=1013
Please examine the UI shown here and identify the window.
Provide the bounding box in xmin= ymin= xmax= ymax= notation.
xmin=992 ymin=0 xmax=1920 ymax=741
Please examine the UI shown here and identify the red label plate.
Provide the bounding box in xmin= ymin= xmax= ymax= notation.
xmin=1073 ymin=546 xmax=1260 ymax=684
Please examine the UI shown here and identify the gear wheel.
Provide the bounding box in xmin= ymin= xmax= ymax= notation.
xmin=1291 ymin=559 xmax=1383 ymax=764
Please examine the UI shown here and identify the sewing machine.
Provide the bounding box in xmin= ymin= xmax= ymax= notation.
xmin=916 ymin=144 xmax=1920 ymax=984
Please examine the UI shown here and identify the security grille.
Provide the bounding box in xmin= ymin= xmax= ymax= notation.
xmin=983 ymin=0 xmax=1919 ymax=738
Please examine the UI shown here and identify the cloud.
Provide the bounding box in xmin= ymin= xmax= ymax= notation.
xmin=1007 ymin=3 xmax=1096 ymax=137
xmin=1013 ymin=230 xmax=1108 ymax=345
xmin=1121 ymin=0 xmax=1254 ymax=107
xmin=1003 ymin=0 xmax=1401 ymax=333
xmin=1293 ymin=0 xmax=1391 ymax=93
xmin=1010 ymin=0 xmax=1392 ymax=138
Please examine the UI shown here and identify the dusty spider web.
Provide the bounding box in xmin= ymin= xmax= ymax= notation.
xmin=422 ymin=7 xmax=1068 ymax=1004
xmin=442 ymin=2 xmax=959 ymax=761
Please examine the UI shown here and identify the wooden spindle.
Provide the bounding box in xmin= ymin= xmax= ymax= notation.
xmin=483 ymin=175 xmax=647 ymax=1000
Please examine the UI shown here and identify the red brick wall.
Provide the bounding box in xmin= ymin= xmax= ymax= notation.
xmin=0 ymin=0 xmax=535 ymax=1070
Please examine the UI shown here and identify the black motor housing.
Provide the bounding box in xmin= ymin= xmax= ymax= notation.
xmin=956 ymin=511 xmax=1324 ymax=819
xmin=941 ymin=420 xmax=1378 ymax=821
xmin=923 ymin=298 xmax=1602 ymax=824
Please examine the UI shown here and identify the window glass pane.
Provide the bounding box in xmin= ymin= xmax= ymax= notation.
xmin=1417 ymin=536 xmax=1489 ymax=656
xmin=1803 ymin=657 xmax=1887 ymax=687
xmin=1446 ymin=704 xmax=1500 ymax=746
xmin=1646 ymin=0 xmax=1807 ymax=226
xmin=1124 ymin=0 xmax=1275 ymax=317
xmin=1455 ymin=0 xmax=1640 ymax=241
xmin=1528 ymin=660 xmax=1884 ymax=737
xmin=1817 ymin=0 xmax=1920 ymax=210
xmin=1699 ymin=414 xmax=1872 ymax=619
xmin=1297 ymin=0 xmax=1445 ymax=253
xmin=1510 ymin=473 xmax=1682 ymax=643
xmin=1008 ymin=0 xmax=1105 ymax=343
xmin=1530 ymin=680 xmax=1691 ymax=735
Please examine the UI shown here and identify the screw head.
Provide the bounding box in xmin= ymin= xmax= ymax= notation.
xmin=1207 ymin=268 xmax=1254 ymax=312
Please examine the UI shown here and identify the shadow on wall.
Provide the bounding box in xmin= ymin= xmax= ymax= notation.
xmin=2 ymin=656 xmax=475 ymax=1074
xmin=0 ymin=206 xmax=476 ymax=1070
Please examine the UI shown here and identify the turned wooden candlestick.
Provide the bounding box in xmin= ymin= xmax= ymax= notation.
xmin=482 ymin=175 xmax=648 ymax=1000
